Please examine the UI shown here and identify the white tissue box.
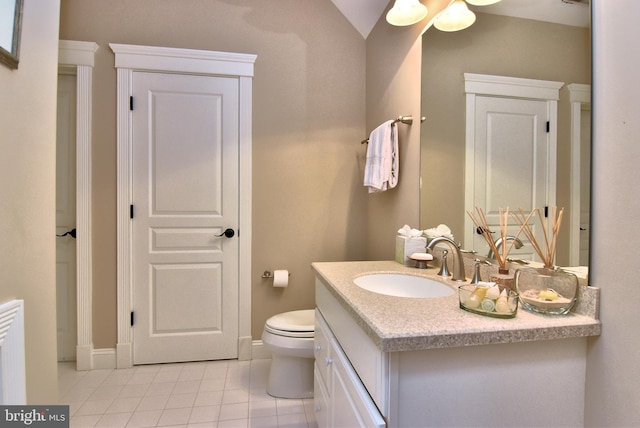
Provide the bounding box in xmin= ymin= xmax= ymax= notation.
xmin=395 ymin=236 xmax=427 ymax=265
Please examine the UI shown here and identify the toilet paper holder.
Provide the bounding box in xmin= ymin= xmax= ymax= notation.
xmin=261 ymin=270 xmax=290 ymax=279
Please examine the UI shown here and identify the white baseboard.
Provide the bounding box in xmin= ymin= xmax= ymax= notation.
xmin=93 ymin=348 xmax=117 ymax=370
xmin=79 ymin=341 xmax=271 ymax=370
xmin=251 ymin=340 xmax=271 ymax=360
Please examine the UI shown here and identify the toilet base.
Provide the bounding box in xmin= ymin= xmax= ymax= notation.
xmin=267 ymin=355 xmax=314 ymax=399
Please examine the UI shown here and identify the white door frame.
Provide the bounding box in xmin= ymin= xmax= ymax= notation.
xmin=463 ymin=73 xmax=564 ymax=252
xmin=58 ymin=40 xmax=98 ymax=371
xmin=110 ymin=43 xmax=256 ymax=369
xmin=568 ymin=83 xmax=591 ymax=266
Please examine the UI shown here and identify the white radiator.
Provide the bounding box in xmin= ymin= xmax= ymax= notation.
xmin=0 ymin=300 xmax=26 ymax=404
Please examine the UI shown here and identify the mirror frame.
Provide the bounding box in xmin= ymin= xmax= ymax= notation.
xmin=0 ymin=0 xmax=24 ymax=70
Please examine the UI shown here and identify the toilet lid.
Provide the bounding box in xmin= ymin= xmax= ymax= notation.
xmin=265 ymin=309 xmax=315 ymax=338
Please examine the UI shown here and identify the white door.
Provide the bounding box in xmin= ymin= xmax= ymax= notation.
xmin=132 ymin=71 xmax=240 ymax=364
xmin=56 ymin=74 xmax=78 ymax=362
xmin=466 ymin=95 xmax=551 ymax=261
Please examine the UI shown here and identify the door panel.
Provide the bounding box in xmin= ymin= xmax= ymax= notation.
xmin=132 ymin=72 xmax=239 ymax=364
xmin=56 ymin=74 xmax=77 ymax=362
xmin=469 ymin=96 xmax=550 ymax=261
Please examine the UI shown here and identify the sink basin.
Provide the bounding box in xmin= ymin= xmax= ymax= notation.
xmin=353 ymin=273 xmax=455 ymax=298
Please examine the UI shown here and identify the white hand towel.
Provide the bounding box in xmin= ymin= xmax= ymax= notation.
xmin=364 ymin=120 xmax=398 ymax=193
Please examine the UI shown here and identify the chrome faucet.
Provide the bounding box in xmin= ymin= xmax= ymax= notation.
xmin=487 ymin=235 xmax=523 ymax=259
xmin=426 ymin=237 xmax=466 ymax=281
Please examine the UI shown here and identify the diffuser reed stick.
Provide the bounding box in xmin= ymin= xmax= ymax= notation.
xmin=512 ymin=207 xmax=564 ymax=268
xmin=466 ymin=207 xmax=528 ymax=271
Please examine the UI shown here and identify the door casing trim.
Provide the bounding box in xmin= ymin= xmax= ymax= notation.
xmin=463 ymin=73 xmax=563 ymax=254
xmin=111 ymin=43 xmax=256 ymax=368
xmin=58 ymin=40 xmax=99 ymax=370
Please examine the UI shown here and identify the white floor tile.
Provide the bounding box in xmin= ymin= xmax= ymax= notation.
xmin=249 ymin=400 xmax=277 ymax=419
xmin=172 ymin=380 xmax=201 ymax=395
xmin=58 ymin=359 xmax=315 ymax=428
xmin=70 ymin=414 xmax=102 ymax=428
xmin=219 ymin=402 xmax=249 ymax=421
xmin=76 ymin=399 xmax=114 ymax=416
xmin=106 ymin=396 xmax=142 ymax=414
xmin=222 ymin=388 xmax=250 ymax=405
xmin=157 ymin=407 xmax=191 ymax=426
xmin=137 ymin=394 xmax=170 ymax=412
xmin=187 ymin=404 xmax=220 ymax=424
xmin=126 ymin=409 xmax=163 ymax=428
xmin=217 ymin=419 xmax=249 ymax=428
xmin=165 ymin=393 xmax=197 ymax=409
xmin=194 ymin=389 xmax=224 ymax=408
xmin=277 ymin=412 xmax=308 ymax=428
xmin=95 ymin=412 xmax=132 ymax=428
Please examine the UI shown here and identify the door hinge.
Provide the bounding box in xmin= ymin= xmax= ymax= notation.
xmin=544 ymin=206 xmax=549 ymax=218
xmin=130 ymin=204 xmax=134 ymax=219
xmin=130 ymin=96 xmax=134 ymax=111
xmin=130 ymin=311 xmax=135 ymax=326
xmin=546 ymin=121 xmax=550 ymax=133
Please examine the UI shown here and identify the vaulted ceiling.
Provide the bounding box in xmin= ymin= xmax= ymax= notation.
xmin=331 ymin=0 xmax=590 ymax=39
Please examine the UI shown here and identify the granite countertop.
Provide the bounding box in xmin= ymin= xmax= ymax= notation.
xmin=312 ymin=260 xmax=601 ymax=352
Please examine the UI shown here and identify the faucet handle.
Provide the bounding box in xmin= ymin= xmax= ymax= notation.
xmin=438 ymin=250 xmax=451 ymax=277
xmin=470 ymin=258 xmax=482 ymax=284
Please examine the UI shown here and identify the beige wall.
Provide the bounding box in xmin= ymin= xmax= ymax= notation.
xmin=420 ymin=12 xmax=590 ymax=265
xmin=585 ymin=1 xmax=640 ymax=425
xmin=364 ymin=0 xmax=451 ymax=261
xmin=59 ymin=0 xmax=367 ymax=344
xmin=0 ymin=0 xmax=60 ymax=403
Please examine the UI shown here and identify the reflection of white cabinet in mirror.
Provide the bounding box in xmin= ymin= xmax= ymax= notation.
xmin=464 ymin=73 xmax=564 ymax=261
xmin=568 ymin=84 xmax=591 ymax=266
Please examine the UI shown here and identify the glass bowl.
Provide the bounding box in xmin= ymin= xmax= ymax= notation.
xmin=458 ymin=284 xmax=518 ymax=319
xmin=514 ymin=267 xmax=578 ymax=315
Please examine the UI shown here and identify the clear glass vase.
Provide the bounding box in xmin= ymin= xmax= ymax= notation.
xmin=514 ymin=267 xmax=578 ymax=315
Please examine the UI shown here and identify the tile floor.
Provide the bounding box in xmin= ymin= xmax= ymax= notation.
xmin=58 ymin=359 xmax=317 ymax=428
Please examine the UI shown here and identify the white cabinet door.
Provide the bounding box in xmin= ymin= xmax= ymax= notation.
xmin=314 ymin=365 xmax=330 ymax=428
xmin=315 ymin=309 xmax=386 ymax=428
xmin=331 ymin=337 xmax=386 ymax=428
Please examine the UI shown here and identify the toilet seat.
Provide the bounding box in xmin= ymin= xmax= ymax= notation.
xmin=264 ymin=309 xmax=314 ymax=338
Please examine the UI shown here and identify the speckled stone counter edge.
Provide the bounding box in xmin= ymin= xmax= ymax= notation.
xmin=312 ymin=260 xmax=601 ymax=353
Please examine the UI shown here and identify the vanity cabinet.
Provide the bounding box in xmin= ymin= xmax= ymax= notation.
xmin=314 ymin=310 xmax=385 ymax=428
xmin=314 ymin=270 xmax=595 ymax=428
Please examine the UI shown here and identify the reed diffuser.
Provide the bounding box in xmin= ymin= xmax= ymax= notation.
xmin=466 ymin=207 xmax=528 ymax=272
xmin=467 ymin=207 xmax=529 ymax=292
xmin=511 ymin=207 xmax=564 ymax=268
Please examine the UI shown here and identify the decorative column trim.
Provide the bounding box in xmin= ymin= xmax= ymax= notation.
xmin=568 ymin=83 xmax=591 ymax=266
xmin=58 ymin=40 xmax=98 ymax=371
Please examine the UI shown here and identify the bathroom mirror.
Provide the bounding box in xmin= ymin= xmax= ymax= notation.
xmin=0 ymin=0 xmax=23 ymax=69
xmin=420 ymin=1 xmax=590 ymax=268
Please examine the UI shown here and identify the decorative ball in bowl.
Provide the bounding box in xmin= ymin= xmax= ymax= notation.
xmin=458 ymin=283 xmax=518 ymax=319
xmin=514 ymin=267 xmax=578 ymax=315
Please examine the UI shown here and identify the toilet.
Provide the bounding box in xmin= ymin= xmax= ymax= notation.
xmin=262 ymin=309 xmax=315 ymax=399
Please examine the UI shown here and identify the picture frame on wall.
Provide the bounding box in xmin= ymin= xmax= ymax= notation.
xmin=0 ymin=0 xmax=24 ymax=69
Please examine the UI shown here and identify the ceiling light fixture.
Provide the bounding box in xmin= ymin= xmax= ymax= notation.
xmin=434 ymin=0 xmax=476 ymax=32
xmin=386 ymin=0 xmax=429 ymax=26
xmin=465 ymin=0 xmax=502 ymax=5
